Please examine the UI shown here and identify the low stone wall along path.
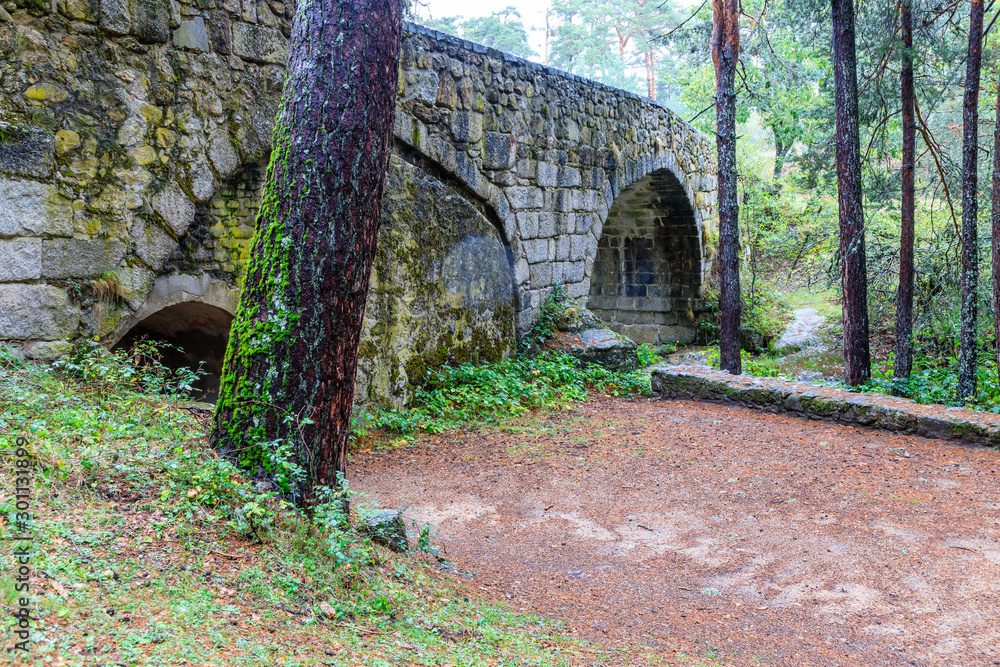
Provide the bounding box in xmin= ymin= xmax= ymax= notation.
xmin=653 ymin=365 xmax=1000 ymax=447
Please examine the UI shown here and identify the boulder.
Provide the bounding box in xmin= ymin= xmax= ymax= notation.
xmin=358 ymin=509 xmax=408 ymax=553
xmin=542 ymin=327 xmax=639 ymax=372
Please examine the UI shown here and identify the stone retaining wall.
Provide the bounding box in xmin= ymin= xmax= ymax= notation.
xmin=652 ymin=366 xmax=1000 ymax=447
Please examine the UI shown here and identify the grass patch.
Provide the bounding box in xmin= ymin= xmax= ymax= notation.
xmin=0 ymin=347 xmax=596 ymax=666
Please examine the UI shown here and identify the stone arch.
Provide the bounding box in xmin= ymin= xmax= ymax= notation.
xmin=111 ymin=274 xmax=239 ymax=402
xmin=388 ymin=134 xmax=520 ymax=318
xmin=393 ymin=118 xmax=519 ymax=269
xmin=356 ymin=147 xmax=519 ymax=406
xmin=587 ymin=162 xmax=705 ymax=345
xmin=391 ymin=140 xmax=515 ymax=251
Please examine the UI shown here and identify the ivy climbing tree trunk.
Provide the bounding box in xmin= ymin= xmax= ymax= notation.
xmin=211 ymin=0 xmax=403 ymax=502
xmin=831 ymin=0 xmax=870 ymax=387
xmin=713 ymin=0 xmax=741 ymax=375
xmin=959 ymin=0 xmax=984 ymax=402
xmin=993 ymin=75 xmax=1000 ymax=387
xmin=894 ymin=0 xmax=915 ymax=382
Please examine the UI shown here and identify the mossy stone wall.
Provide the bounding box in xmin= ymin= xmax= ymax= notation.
xmin=0 ymin=4 xmax=713 ymax=402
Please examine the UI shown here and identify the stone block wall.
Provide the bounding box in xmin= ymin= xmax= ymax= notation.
xmin=0 ymin=0 xmax=290 ymax=358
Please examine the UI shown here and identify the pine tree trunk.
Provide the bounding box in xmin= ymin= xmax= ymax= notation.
xmin=211 ymin=0 xmax=403 ymax=502
xmin=993 ymin=75 xmax=1000 ymax=386
xmin=831 ymin=0 xmax=871 ymax=386
xmin=646 ymin=47 xmax=657 ymax=101
xmin=894 ymin=0 xmax=916 ymax=381
xmin=959 ymin=0 xmax=984 ymax=402
xmin=713 ymin=0 xmax=741 ymax=375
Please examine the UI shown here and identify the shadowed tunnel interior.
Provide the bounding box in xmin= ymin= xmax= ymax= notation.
xmin=112 ymin=302 xmax=233 ymax=402
xmin=587 ymin=168 xmax=703 ymax=344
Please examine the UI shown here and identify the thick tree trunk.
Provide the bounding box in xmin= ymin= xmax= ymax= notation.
xmin=959 ymin=0 xmax=984 ymax=402
xmin=993 ymin=76 xmax=1000 ymax=386
xmin=831 ymin=0 xmax=871 ymax=386
xmin=713 ymin=0 xmax=741 ymax=375
xmin=895 ymin=0 xmax=916 ymax=381
xmin=212 ymin=0 xmax=403 ymax=502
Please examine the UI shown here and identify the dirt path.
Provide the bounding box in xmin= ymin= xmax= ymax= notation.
xmin=350 ymin=398 xmax=1000 ymax=667
xmin=776 ymin=308 xmax=827 ymax=352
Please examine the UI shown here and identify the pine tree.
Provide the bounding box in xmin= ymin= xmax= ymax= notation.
xmin=831 ymin=0 xmax=871 ymax=386
xmin=958 ymin=0 xmax=984 ymax=402
xmin=894 ymin=0 xmax=916 ymax=381
xmin=713 ymin=0 xmax=741 ymax=374
xmin=212 ymin=0 xmax=403 ymax=502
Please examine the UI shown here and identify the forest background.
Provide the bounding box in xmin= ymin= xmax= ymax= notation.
xmin=412 ymin=0 xmax=1000 ymax=409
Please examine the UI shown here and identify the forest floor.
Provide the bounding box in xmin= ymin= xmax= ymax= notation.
xmin=351 ymin=396 xmax=1000 ymax=667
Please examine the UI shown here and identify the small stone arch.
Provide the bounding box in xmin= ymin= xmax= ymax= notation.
xmin=587 ymin=163 xmax=705 ymax=344
xmin=111 ymin=274 xmax=239 ymax=402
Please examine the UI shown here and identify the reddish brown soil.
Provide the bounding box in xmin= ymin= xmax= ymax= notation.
xmin=350 ymin=398 xmax=1000 ymax=667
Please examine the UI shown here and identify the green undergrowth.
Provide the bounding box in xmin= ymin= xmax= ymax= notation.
xmin=704 ymin=349 xmax=784 ymax=379
xmin=861 ymin=350 xmax=1000 ymax=412
xmin=0 ymin=347 xmax=590 ymax=666
xmin=357 ymin=350 xmax=653 ymax=437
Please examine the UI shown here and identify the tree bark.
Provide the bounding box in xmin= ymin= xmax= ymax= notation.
xmin=212 ymin=0 xmax=403 ymax=502
xmin=959 ymin=0 xmax=984 ymax=402
xmin=713 ymin=0 xmax=741 ymax=375
xmin=772 ymin=134 xmax=787 ymax=180
xmin=993 ymin=77 xmax=1000 ymax=387
xmin=646 ymin=47 xmax=657 ymax=100
xmin=831 ymin=0 xmax=871 ymax=386
xmin=894 ymin=0 xmax=916 ymax=381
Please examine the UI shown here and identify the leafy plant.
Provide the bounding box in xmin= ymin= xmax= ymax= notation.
xmin=363 ymin=350 xmax=651 ymax=436
xmin=53 ymin=339 xmax=205 ymax=398
xmin=636 ymin=343 xmax=660 ymax=367
xmin=519 ymin=285 xmax=571 ymax=353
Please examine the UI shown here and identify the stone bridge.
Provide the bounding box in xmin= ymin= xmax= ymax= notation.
xmin=0 ymin=0 xmax=717 ymax=405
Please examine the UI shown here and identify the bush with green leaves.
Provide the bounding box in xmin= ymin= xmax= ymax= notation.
xmin=862 ymin=345 xmax=1000 ymax=411
xmin=52 ymin=339 xmax=205 ymax=397
xmin=361 ymin=350 xmax=651 ymax=435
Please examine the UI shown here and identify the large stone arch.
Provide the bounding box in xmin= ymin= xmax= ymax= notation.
xmin=355 ymin=148 xmax=518 ymax=406
xmin=587 ymin=161 xmax=706 ymax=344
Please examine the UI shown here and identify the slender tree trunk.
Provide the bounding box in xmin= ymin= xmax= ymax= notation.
xmin=831 ymin=0 xmax=870 ymax=386
xmin=959 ymin=0 xmax=984 ymax=402
xmin=713 ymin=0 xmax=741 ymax=375
xmin=773 ymin=135 xmax=787 ymax=180
xmin=895 ymin=0 xmax=916 ymax=381
xmin=212 ymin=0 xmax=403 ymax=502
xmin=993 ymin=77 xmax=1000 ymax=386
xmin=544 ymin=4 xmax=550 ymax=66
xmin=646 ymin=47 xmax=657 ymax=100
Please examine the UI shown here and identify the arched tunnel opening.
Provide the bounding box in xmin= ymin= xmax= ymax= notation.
xmin=588 ymin=168 xmax=704 ymax=344
xmin=113 ymin=302 xmax=233 ymax=403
